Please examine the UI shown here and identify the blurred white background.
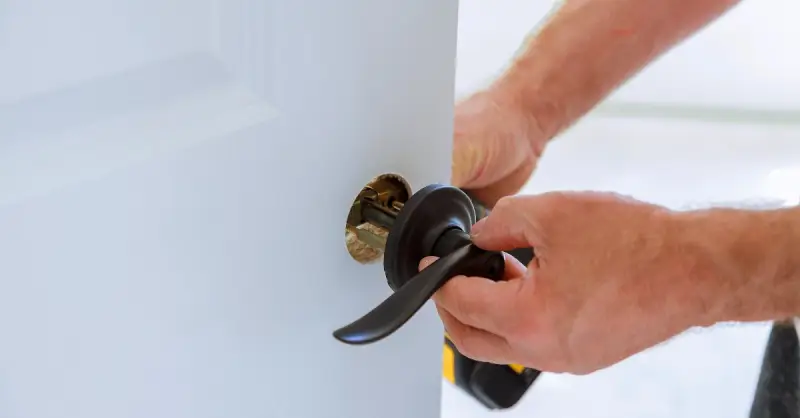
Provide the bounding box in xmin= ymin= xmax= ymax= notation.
xmin=444 ymin=1 xmax=800 ymax=417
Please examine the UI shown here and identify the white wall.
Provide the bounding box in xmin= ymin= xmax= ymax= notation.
xmin=445 ymin=1 xmax=800 ymax=417
xmin=454 ymin=0 xmax=800 ymax=108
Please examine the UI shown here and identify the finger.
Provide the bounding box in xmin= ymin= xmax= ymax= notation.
xmin=434 ymin=275 xmax=525 ymax=336
xmin=464 ymin=158 xmax=536 ymax=208
xmin=436 ymin=304 xmax=515 ymax=364
xmin=470 ymin=195 xmax=540 ymax=251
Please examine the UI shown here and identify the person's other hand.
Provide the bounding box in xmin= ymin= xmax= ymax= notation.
xmin=422 ymin=192 xmax=715 ymax=374
xmin=451 ymin=86 xmax=547 ymax=207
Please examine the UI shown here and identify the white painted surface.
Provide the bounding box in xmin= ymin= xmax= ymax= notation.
xmin=0 ymin=1 xmax=458 ymax=417
xmin=455 ymin=0 xmax=800 ymax=109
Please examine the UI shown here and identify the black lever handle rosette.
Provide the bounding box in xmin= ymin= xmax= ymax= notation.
xmin=383 ymin=184 xmax=493 ymax=291
xmin=333 ymin=184 xmax=505 ymax=345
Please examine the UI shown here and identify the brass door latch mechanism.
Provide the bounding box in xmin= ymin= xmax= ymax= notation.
xmin=337 ymin=182 xmax=541 ymax=409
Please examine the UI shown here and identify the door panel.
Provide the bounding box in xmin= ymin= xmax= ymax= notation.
xmin=0 ymin=1 xmax=459 ymax=417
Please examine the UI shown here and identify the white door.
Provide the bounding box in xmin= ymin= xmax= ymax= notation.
xmin=0 ymin=1 xmax=458 ymax=417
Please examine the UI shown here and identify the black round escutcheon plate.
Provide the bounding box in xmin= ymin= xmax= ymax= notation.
xmin=383 ymin=184 xmax=476 ymax=291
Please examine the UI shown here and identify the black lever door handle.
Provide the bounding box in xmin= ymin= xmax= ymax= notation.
xmin=333 ymin=243 xmax=505 ymax=345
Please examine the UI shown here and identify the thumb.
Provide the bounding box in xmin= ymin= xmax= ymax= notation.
xmin=470 ymin=196 xmax=541 ymax=251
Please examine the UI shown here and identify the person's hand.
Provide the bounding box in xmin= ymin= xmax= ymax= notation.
xmin=422 ymin=191 xmax=716 ymax=374
xmin=451 ymin=86 xmax=547 ymax=207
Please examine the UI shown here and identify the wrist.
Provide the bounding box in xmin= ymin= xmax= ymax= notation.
xmin=672 ymin=207 xmax=800 ymax=326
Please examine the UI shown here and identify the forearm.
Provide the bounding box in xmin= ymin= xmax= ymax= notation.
xmin=680 ymin=207 xmax=800 ymax=325
xmin=493 ymin=0 xmax=742 ymax=139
